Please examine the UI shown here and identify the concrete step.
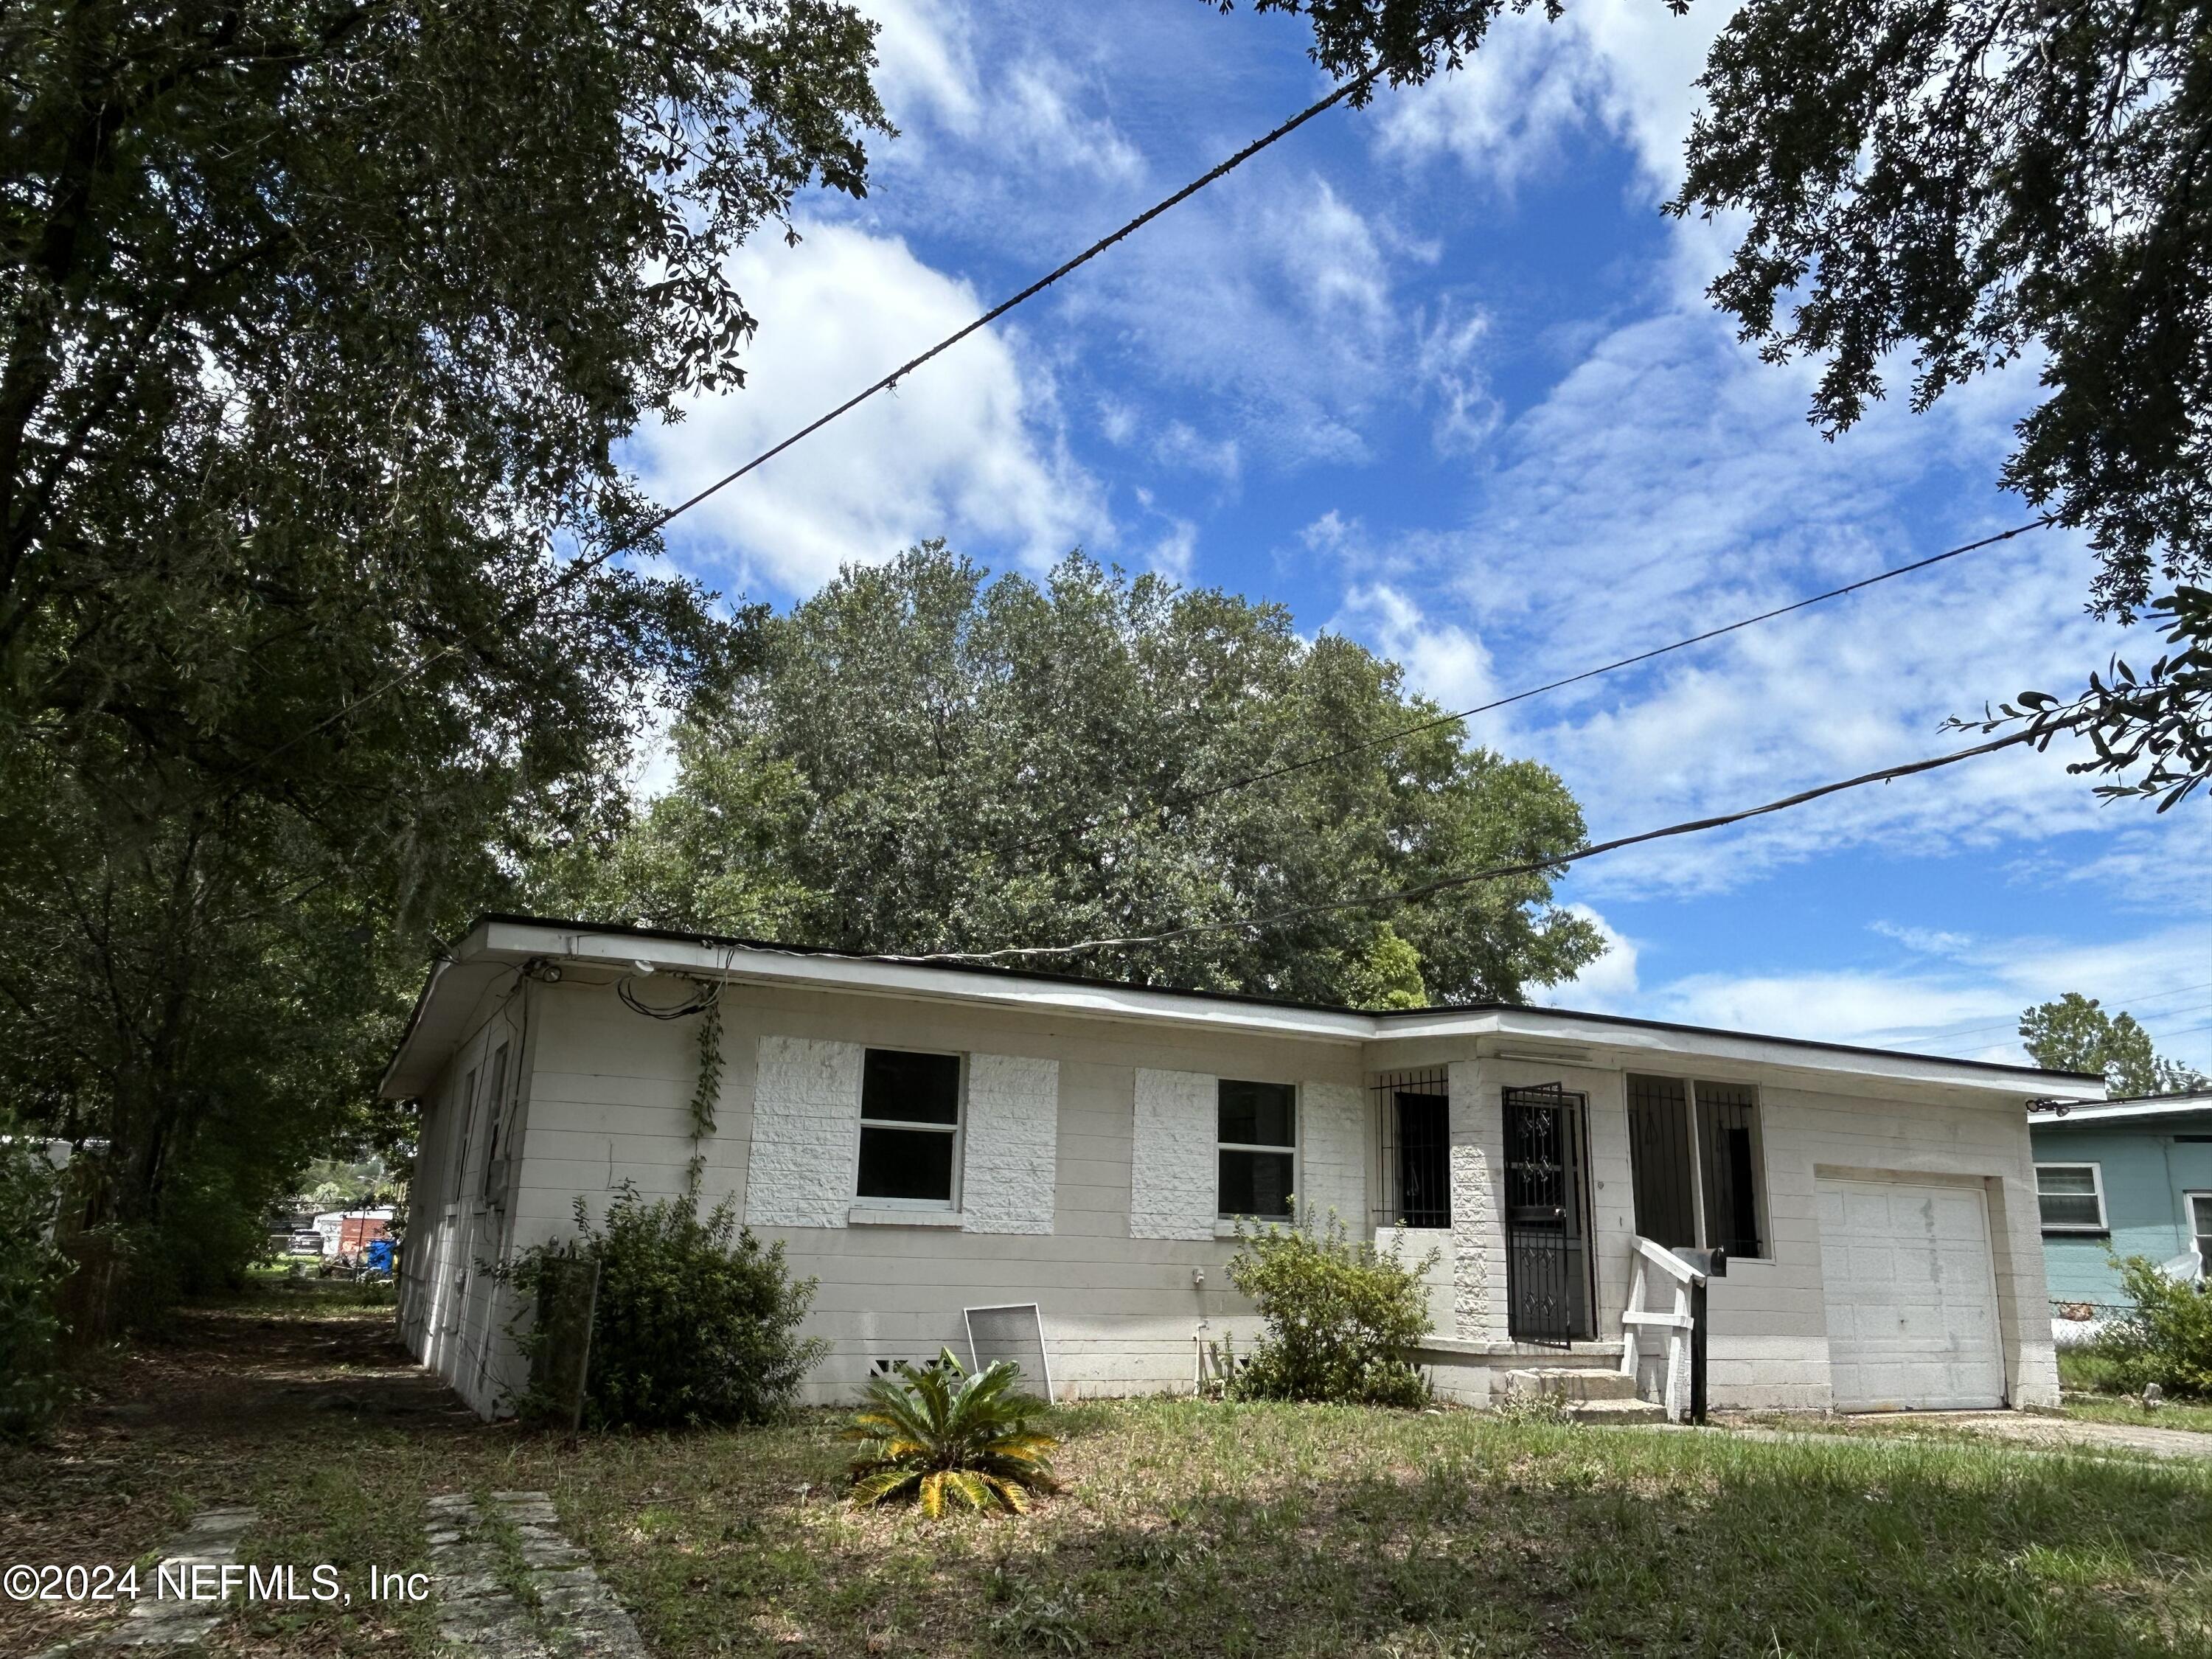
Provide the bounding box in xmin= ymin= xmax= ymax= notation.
xmin=1566 ymin=1398 xmax=1669 ymax=1425
xmin=1502 ymin=1366 xmax=1638 ymax=1403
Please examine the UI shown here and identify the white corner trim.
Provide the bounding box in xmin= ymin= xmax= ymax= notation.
xmin=745 ymin=1036 xmax=862 ymax=1228
xmin=1131 ymin=1068 xmax=1217 ymax=1241
xmin=961 ymin=1054 xmax=1059 ymax=1236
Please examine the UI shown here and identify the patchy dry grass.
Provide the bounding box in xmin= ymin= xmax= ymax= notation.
xmin=6 ymin=1295 xmax=2212 ymax=1658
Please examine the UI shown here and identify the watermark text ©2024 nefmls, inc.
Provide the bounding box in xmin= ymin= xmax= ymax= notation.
xmin=6 ymin=1562 xmax=431 ymax=1605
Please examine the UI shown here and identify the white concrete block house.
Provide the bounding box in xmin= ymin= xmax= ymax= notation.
xmin=386 ymin=915 xmax=2097 ymax=1419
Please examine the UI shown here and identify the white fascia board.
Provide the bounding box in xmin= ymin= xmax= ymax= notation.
xmin=478 ymin=919 xmax=1377 ymax=1043
xmin=2030 ymin=1094 xmax=2212 ymax=1126
xmin=380 ymin=918 xmax=2095 ymax=1103
xmin=1373 ymin=1004 xmax=2087 ymax=1099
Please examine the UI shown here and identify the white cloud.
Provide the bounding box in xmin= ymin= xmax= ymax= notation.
xmin=1414 ymin=299 xmax=1500 ymax=456
xmin=1375 ymin=0 xmax=1726 ymax=192
xmin=1606 ymin=918 xmax=2212 ymax=1071
xmin=1333 ymin=582 xmax=1498 ymax=713
xmin=1535 ymin=903 xmax=1641 ymax=1011
xmin=632 ymin=222 xmax=1103 ymax=596
xmin=1052 ymin=171 xmax=1411 ymax=469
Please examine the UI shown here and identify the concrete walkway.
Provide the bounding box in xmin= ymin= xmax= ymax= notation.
xmin=425 ymin=1490 xmax=647 ymax=1658
xmin=29 ymin=1506 xmax=259 ymax=1657
xmin=1676 ymin=1410 xmax=2212 ymax=1464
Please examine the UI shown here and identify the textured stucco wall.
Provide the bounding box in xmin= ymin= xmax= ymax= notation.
xmin=1447 ymin=1060 xmax=1500 ymax=1340
xmin=1298 ymin=1081 xmax=1366 ymax=1226
xmin=962 ymin=1054 xmax=1060 ymax=1234
xmin=745 ymin=1036 xmax=863 ymax=1228
xmin=1130 ymin=1068 xmax=1217 ymax=1240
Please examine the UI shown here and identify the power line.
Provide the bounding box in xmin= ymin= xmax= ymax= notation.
xmin=625 ymin=82 xmax=1378 ymax=550
xmin=900 ymin=717 xmax=2084 ymax=964
xmin=221 ymin=63 xmax=1386 ymax=790
xmin=1000 ymin=516 xmax=2055 ymax=860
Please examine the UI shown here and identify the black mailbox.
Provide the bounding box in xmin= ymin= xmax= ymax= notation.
xmin=1671 ymin=1247 xmax=1728 ymax=1279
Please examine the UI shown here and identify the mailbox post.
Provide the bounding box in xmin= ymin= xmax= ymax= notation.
xmin=1671 ymin=1248 xmax=1728 ymax=1425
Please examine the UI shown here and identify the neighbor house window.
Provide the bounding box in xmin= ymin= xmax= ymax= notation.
xmin=2034 ymin=1164 xmax=2106 ymax=1232
xmin=1218 ymin=1080 xmax=1296 ymax=1219
xmin=2191 ymin=1194 xmax=2212 ymax=1272
xmin=1624 ymin=1075 xmax=1768 ymax=1258
xmin=858 ymin=1048 xmax=961 ymax=1206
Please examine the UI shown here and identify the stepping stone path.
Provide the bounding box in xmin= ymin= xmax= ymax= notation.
xmin=30 ymin=1506 xmax=258 ymax=1656
xmin=425 ymin=1490 xmax=647 ymax=1658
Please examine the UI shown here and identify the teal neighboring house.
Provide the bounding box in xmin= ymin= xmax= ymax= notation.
xmin=2029 ymin=1092 xmax=2212 ymax=1315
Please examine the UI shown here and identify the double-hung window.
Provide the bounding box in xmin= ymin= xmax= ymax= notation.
xmin=1218 ymin=1079 xmax=1296 ymax=1220
xmin=857 ymin=1049 xmax=961 ymax=1206
xmin=2191 ymin=1193 xmax=2212 ymax=1273
xmin=2034 ymin=1164 xmax=2107 ymax=1233
xmin=1624 ymin=1074 xmax=1768 ymax=1258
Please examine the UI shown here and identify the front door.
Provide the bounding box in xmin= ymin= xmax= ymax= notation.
xmin=1503 ymin=1084 xmax=1596 ymax=1346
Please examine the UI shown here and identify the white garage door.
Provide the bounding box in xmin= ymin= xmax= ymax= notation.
xmin=1817 ymin=1178 xmax=2006 ymax=1411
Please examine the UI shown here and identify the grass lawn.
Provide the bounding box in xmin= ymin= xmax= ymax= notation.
xmin=7 ymin=1293 xmax=2212 ymax=1658
xmin=2058 ymin=1347 xmax=2212 ymax=1434
xmin=2061 ymin=1396 xmax=2212 ymax=1436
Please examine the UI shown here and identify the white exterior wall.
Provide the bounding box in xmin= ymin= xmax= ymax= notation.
xmin=961 ymin=1054 xmax=1060 ymax=1235
xmin=399 ymin=969 xmax=2056 ymax=1416
xmin=1450 ymin=1052 xmax=2058 ymax=1411
xmin=1129 ymin=1068 xmax=1217 ymax=1242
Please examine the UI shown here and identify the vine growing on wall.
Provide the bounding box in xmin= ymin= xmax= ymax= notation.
xmin=613 ymin=969 xmax=726 ymax=1197
xmin=686 ymin=978 xmax=723 ymax=1195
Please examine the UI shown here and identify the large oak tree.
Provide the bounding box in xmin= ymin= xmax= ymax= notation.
xmin=0 ymin=0 xmax=888 ymax=1267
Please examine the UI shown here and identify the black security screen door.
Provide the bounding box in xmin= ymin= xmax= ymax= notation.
xmin=1503 ymin=1084 xmax=1596 ymax=1346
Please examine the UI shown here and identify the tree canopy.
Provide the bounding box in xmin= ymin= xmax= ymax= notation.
xmin=2020 ymin=992 xmax=2208 ymax=1097
xmin=0 ymin=0 xmax=888 ymax=1280
xmin=533 ymin=546 xmax=1605 ymax=1007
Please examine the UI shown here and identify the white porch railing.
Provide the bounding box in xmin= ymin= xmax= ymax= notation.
xmin=1618 ymin=1236 xmax=1703 ymax=1422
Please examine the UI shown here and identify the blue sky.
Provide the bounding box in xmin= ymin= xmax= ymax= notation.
xmin=626 ymin=0 xmax=2211 ymax=1075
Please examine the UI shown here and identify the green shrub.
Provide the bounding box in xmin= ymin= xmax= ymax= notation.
xmin=1225 ymin=1206 xmax=1436 ymax=1408
xmin=846 ymin=1349 xmax=1061 ymax=1517
xmin=0 ymin=1122 xmax=73 ymax=1439
xmin=496 ymin=1185 xmax=828 ymax=1430
xmin=2100 ymin=1253 xmax=2212 ymax=1399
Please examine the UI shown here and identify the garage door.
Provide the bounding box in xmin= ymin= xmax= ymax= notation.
xmin=1816 ymin=1178 xmax=2006 ymax=1411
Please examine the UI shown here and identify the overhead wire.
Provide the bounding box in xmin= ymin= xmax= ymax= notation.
xmin=897 ymin=714 xmax=2091 ymax=964
xmin=995 ymin=517 xmax=2056 ymax=860
xmin=219 ymin=57 xmax=1397 ymax=790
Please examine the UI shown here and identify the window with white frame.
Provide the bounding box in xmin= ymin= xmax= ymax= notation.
xmin=2034 ymin=1163 xmax=2107 ymax=1231
xmin=1218 ymin=1079 xmax=1296 ymax=1220
xmin=2189 ymin=1192 xmax=2211 ymax=1271
xmin=857 ymin=1048 xmax=961 ymax=1206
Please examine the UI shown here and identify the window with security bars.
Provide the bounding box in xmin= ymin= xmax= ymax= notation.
xmin=1370 ymin=1068 xmax=1450 ymax=1228
xmin=2034 ymin=1164 xmax=2106 ymax=1232
xmin=1624 ymin=1074 xmax=1767 ymax=1259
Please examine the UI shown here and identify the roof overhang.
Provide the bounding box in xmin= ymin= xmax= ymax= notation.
xmin=378 ymin=914 xmax=2104 ymax=1104
xmin=2027 ymin=1093 xmax=2212 ymax=1128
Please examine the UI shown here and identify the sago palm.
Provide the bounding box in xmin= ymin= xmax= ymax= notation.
xmin=845 ymin=1349 xmax=1060 ymax=1517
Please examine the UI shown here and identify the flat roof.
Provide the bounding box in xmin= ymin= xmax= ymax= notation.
xmin=378 ymin=911 xmax=2105 ymax=1100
